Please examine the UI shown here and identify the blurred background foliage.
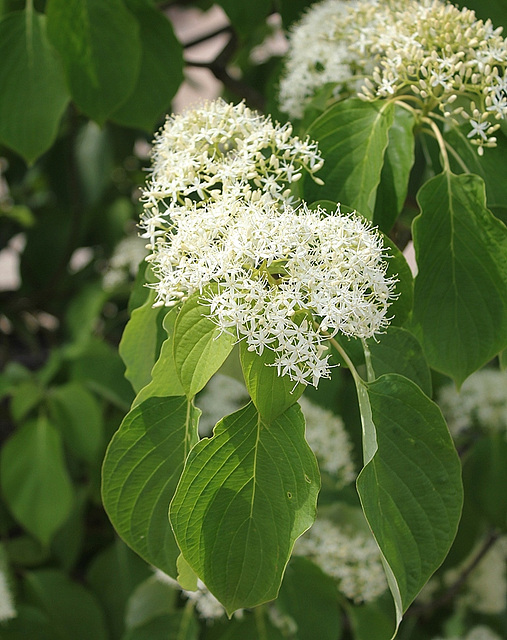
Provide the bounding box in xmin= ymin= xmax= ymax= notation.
xmin=0 ymin=1 xmax=506 ymax=639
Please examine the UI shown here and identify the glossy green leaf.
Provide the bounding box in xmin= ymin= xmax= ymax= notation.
xmin=111 ymin=0 xmax=184 ymax=130
xmin=133 ymin=308 xmax=185 ymax=406
xmin=49 ymin=382 xmax=103 ymax=464
xmin=46 ymin=0 xmax=141 ymax=123
xmin=102 ymin=396 xmax=199 ymax=577
xmin=366 ymin=327 xmax=432 ymax=397
xmin=356 ymin=374 xmax=463 ymax=632
xmin=0 ymin=417 xmax=73 ymax=545
xmin=373 ymin=105 xmax=415 ymax=232
xmin=170 ymin=402 xmax=320 ymax=614
xmin=239 ymin=340 xmax=304 ymax=422
xmin=305 ymin=99 xmax=395 ymax=218
xmin=0 ymin=9 xmax=69 ymax=163
xmin=173 ymin=291 xmax=236 ymax=398
xmin=24 ymin=569 xmax=108 ymax=640
xmin=278 ymin=556 xmax=341 ymax=640
xmin=412 ymin=172 xmax=507 ymax=385
xmin=119 ymin=289 xmax=168 ymax=394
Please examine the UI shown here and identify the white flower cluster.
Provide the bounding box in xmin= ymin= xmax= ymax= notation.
xmin=197 ymin=374 xmax=356 ymax=485
xmin=146 ymin=196 xmax=394 ymax=387
xmin=294 ymin=513 xmax=388 ymax=602
xmin=141 ymin=100 xmax=394 ymax=387
xmin=437 ymin=368 xmax=507 ymax=439
xmin=433 ymin=626 xmax=503 ymax=640
xmin=280 ymin=0 xmax=507 ymax=153
xmin=140 ymin=99 xmax=323 ymax=247
xmin=443 ymin=536 xmax=507 ymax=616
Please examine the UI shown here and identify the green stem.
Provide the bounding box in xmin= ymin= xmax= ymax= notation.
xmin=361 ymin=338 xmax=375 ymax=383
xmin=421 ymin=115 xmax=451 ymax=173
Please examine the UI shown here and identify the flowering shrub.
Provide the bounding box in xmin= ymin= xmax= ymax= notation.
xmin=0 ymin=1 xmax=506 ymax=640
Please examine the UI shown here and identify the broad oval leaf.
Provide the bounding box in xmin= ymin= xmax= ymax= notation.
xmin=0 ymin=9 xmax=69 ymax=163
xmin=412 ymin=171 xmax=507 ymax=385
xmin=102 ymin=396 xmax=199 ymax=577
xmin=0 ymin=417 xmax=73 ymax=545
xmin=111 ymin=0 xmax=184 ymax=131
xmin=134 ymin=308 xmax=185 ymax=406
xmin=304 ymin=98 xmax=395 ymax=219
xmin=24 ymin=569 xmax=108 ymax=640
xmin=239 ymin=340 xmax=304 ymax=422
xmin=356 ymin=374 xmax=463 ymax=632
xmin=373 ymin=105 xmax=415 ymax=232
xmin=119 ymin=289 xmax=168 ymax=394
xmin=173 ymin=291 xmax=236 ymax=398
xmin=46 ymin=0 xmax=141 ymax=123
xmin=366 ymin=326 xmax=432 ymax=396
xmin=48 ymin=381 xmax=103 ymax=464
xmin=169 ymin=401 xmax=320 ymax=614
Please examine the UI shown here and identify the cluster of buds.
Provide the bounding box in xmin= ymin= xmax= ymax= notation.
xmin=280 ymin=0 xmax=507 ymax=154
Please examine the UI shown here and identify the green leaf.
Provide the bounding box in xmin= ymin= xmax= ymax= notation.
xmin=366 ymin=327 xmax=432 ymax=396
xmin=125 ymin=574 xmax=177 ymax=629
xmin=9 ymin=379 xmax=43 ymax=422
xmin=0 ymin=9 xmax=69 ymax=163
xmin=382 ymin=235 xmax=413 ymax=327
xmin=102 ymin=396 xmax=200 ymax=577
xmin=0 ymin=604 xmax=54 ymax=640
xmin=24 ymin=569 xmax=109 ymax=640
xmin=46 ymin=0 xmax=141 ymax=123
xmin=48 ymin=382 xmax=103 ymax=464
xmin=278 ymin=556 xmax=341 ymax=640
xmin=170 ymin=401 xmax=320 ymax=614
xmin=216 ymin=0 xmax=271 ymax=37
xmin=445 ymin=127 xmax=507 ymax=214
xmin=356 ymin=374 xmax=463 ymax=632
xmin=0 ymin=417 xmax=74 ymax=545
xmin=64 ymin=281 xmax=107 ymax=347
xmin=373 ymin=105 xmax=415 ymax=232
xmin=173 ymin=291 xmax=236 ymax=398
xmin=412 ymin=172 xmax=507 ymax=385
xmin=465 ymin=433 xmax=507 ymax=531
xmin=346 ymin=595 xmax=396 ymax=640
xmin=119 ymin=289 xmax=168 ymax=394
xmin=239 ymin=340 xmax=304 ymax=422
xmin=87 ymin=539 xmax=153 ymax=640
xmin=304 ymin=99 xmax=395 ymax=219
xmin=110 ymin=0 xmax=184 ymax=131
xmin=133 ymin=309 xmax=185 ymax=406
xmin=122 ymin=612 xmax=198 ymax=640
xmin=69 ymin=337 xmax=134 ymax=410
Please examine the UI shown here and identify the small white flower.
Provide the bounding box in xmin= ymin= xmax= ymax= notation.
xmin=294 ymin=511 xmax=388 ymax=602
